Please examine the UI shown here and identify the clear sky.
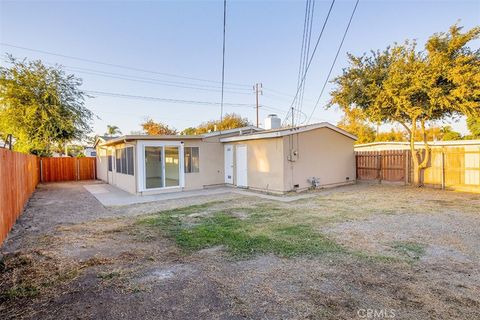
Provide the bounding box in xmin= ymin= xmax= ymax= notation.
xmin=1 ymin=0 xmax=479 ymax=136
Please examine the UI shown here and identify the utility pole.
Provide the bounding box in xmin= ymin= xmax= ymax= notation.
xmin=253 ymin=83 xmax=263 ymax=127
xmin=291 ymin=106 xmax=295 ymax=127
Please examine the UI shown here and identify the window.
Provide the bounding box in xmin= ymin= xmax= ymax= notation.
xmin=184 ymin=147 xmax=199 ymax=173
xmin=126 ymin=147 xmax=134 ymax=175
xmin=108 ymin=152 xmax=113 ymax=172
xmin=115 ymin=146 xmax=134 ymax=175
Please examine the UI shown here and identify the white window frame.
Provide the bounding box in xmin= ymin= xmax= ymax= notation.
xmin=136 ymin=140 xmax=185 ymax=192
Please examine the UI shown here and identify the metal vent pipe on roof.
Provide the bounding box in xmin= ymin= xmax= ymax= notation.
xmin=265 ymin=114 xmax=281 ymax=130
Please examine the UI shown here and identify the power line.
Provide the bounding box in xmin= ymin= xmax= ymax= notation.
xmin=292 ymin=0 xmax=314 ymax=127
xmin=84 ymin=89 xmax=253 ymax=107
xmin=61 ymin=64 xmax=251 ymax=92
xmin=2 ymin=57 xmax=252 ymax=95
xmin=67 ymin=67 xmax=251 ymax=95
xmin=1 ymin=57 xmax=252 ymax=96
xmin=307 ymin=0 xmax=360 ymax=124
xmin=0 ymin=42 xmax=251 ymax=88
xmin=296 ymin=0 xmax=316 ymax=126
xmin=284 ymin=0 xmax=336 ymax=125
xmin=220 ymin=0 xmax=227 ymax=126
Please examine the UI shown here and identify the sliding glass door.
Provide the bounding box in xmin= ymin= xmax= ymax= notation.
xmin=165 ymin=147 xmax=180 ymax=187
xmin=145 ymin=147 xmax=163 ymax=189
xmin=144 ymin=146 xmax=180 ymax=189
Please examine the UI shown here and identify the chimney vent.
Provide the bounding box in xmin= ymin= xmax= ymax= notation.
xmin=264 ymin=114 xmax=281 ymax=130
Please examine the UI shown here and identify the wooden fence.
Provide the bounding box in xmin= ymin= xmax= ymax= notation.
xmin=1 ymin=152 xmax=97 ymax=245
xmin=356 ymin=150 xmax=409 ymax=183
xmin=40 ymin=157 xmax=96 ymax=182
xmin=0 ymin=149 xmax=40 ymax=244
xmin=356 ymin=147 xmax=480 ymax=192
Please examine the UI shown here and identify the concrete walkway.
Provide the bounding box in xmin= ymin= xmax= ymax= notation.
xmin=83 ymin=183 xmax=315 ymax=207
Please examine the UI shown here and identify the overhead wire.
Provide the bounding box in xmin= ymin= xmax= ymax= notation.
xmin=84 ymin=89 xmax=253 ymax=107
xmin=296 ymin=0 xmax=316 ymax=125
xmin=0 ymin=42 xmax=251 ymax=88
xmin=283 ymin=0 xmax=336 ymax=125
xmin=307 ymin=0 xmax=360 ymax=124
xmin=219 ymin=0 xmax=227 ymax=126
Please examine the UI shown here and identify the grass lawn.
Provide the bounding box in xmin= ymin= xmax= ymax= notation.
xmin=136 ymin=203 xmax=345 ymax=258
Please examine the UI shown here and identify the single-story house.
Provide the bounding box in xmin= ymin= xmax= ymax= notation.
xmin=95 ymin=118 xmax=357 ymax=195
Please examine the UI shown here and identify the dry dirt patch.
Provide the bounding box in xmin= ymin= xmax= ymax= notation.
xmin=1 ymin=182 xmax=479 ymax=319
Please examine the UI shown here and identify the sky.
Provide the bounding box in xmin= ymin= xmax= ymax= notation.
xmin=1 ymin=0 xmax=479 ymax=137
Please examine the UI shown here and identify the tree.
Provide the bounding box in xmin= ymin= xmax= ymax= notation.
xmin=375 ymin=129 xmax=407 ymax=142
xmin=467 ymin=116 xmax=480 ymax=138
xmin=0 ymin=55 xmax=93 ymax=155
xmin=337 ymin=107 xmax=376 ymax=143
xmin=105 ymin=125 xmax=121 ymax=136
xmin=141 ymin=118 xmax=177 ymax=135
xmin=180 ymin=127 xmax=197 ymax=135
xmin=194 ymin=113 xmax=250 ymax=134
xmin=330 ymin=25 xmax=480 ymax=185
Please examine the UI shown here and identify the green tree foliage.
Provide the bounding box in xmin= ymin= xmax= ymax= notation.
xmin=467 ymin=116 xmax=480 ymax=138
xmin=337 ymin=107 xmax=376 ymax=143
xmin=330 ymin=25 xmax=480 ymax=185
xmin=375 ymin=129 xmax=407 ymax=142
xmin=141 ymin=118 xmax=177 ymax=135
xmin=0 ymin=55 xmax=93 ymax=155
xmin=180 ymin=127 xmax=197 ymax=135
xmin=105 ymin=125 xmax=121 ymax=136
xmin=193 ymin=113 xmax=250 ymax=134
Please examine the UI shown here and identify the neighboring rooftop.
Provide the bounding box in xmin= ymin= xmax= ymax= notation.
xmin=355 ymin=140 xmax=480 ymax=150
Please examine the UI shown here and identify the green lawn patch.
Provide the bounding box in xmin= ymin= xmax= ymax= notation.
xmin=391 ymin=241 xmax=426 ymax=260
xmin=136 ymin=202 xmax=344 ymax=259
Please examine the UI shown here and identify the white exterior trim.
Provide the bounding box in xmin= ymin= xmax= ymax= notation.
xmin=219 ymin=122 xmax=357 ymax=142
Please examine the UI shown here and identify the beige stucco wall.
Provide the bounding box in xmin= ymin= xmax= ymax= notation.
xmin=228 ymin=137 xmax=285 ymax=193
xmin=96 ymin=143 xmax=137 ymax=194
xmin=183 ymin=140 xmax=225 ymax=190
xmin=283 ymin=127 xmax=356 ymax=191
xmin=96 ymin=146 xmax=108 ymax=182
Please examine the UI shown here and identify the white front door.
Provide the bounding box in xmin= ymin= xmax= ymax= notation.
xmin=236 ymin=145 xmax=248 ymax=188
xmin=224 ymin=145 xmax=234 ymax=184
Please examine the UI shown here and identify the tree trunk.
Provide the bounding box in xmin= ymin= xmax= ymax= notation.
xmin=411 ymin=149 xmax=422 ymax=186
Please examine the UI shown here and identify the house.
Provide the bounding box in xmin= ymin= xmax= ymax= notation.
xmin=83 ymin=146 xmax=97 ymax=157
xmin=95 ymin=116 xmax=357 ymax=195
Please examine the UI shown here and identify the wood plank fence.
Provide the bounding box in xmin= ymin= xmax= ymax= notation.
xmin=0 ymin=149 xmax=40 ymax=245
xmin=356 ymin=147 xmax=480 ymax=192
xmin=40 ymin=157 xmax=96 ymax=182
xmin=1 ymin=151 xmax=97 ymax=245
xmin=356 ymin=150 xmax=409 ymax=183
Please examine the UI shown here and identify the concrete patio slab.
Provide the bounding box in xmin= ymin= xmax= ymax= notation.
xmin=83 ymin=183 xmax=315 ymax=207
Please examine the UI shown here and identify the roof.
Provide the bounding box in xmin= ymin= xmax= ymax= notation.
xmin=93 ymin=135 xmax=119 ymax=148
xmin=95 ymin=126 xmax=265 ymax=147
xmin=98 ymin=134 xmax=203 ymax=146
xmin=355 ymin=140 xmax=480 ymax=150
xmin=219 ymin=122 xmax=357 ymax=142
xmin=203 ymin=126 xmax=263 ymax=137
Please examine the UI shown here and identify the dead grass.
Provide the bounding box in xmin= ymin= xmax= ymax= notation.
xmin=1 ymin=183 xmax=479 ymax=319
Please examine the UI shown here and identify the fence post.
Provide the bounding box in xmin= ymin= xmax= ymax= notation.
xmin=76 ymin=158 xmax=80 ymax=181
xmin=404 ymin=150 xmax=408 ymax=185
xmin=378 ymin=153 xmax=382 ymax=184
xmin=441 ymin=150 xmax=446 ymax=190
xmin=40 ymin=158 xmax=44 ymax=183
